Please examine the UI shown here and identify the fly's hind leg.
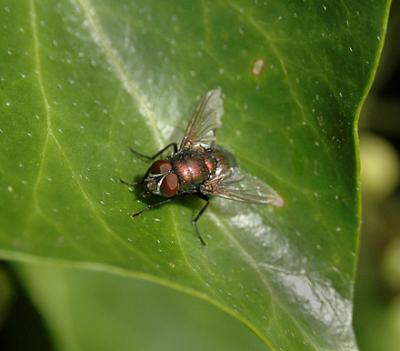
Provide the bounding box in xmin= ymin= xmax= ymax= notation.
xmin=129 ymin=142 xmax=178 ymax=161
xmin=192 ymin=197 xmax=210 ymax=246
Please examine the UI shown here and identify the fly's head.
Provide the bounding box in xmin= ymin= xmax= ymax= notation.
xmin=143 ymin=160 xmax=179 ymax=198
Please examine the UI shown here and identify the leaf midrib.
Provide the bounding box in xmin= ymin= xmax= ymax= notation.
xmin=73 ymin=0 xmax=213 ymax=288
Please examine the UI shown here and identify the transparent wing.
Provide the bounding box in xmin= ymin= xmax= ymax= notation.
xmin=201 ymin=168 xmax=284 ymax=207
xmin=180 ymin=89 xmax=224 ymax=150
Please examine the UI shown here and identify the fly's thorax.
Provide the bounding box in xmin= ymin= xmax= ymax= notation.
xmin=171 ymin=150 xmax=210 ymax=191
xmin=143 ymin=159 xmax=179 ymax=198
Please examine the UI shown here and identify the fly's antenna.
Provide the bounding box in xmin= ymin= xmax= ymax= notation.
xmin=119 ymin=178 xmax=137 ymax=188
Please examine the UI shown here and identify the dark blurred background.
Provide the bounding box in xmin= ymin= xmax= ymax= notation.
xmin=354 ymin=0 xmax=400 ymax=350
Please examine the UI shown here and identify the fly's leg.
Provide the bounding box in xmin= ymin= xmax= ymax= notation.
xmin=192 ymin=199 xmax=209 ymax=246
xmin=129 ymin=142 xmax=178 ymax=161
xmin=131 ymin=199 xmax=172 ymax=218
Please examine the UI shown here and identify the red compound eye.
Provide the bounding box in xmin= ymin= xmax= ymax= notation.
xmin=150 ymin=160 xmax=172 ymax=174
xmin=160 ymin=173 xmax=179 ymax=197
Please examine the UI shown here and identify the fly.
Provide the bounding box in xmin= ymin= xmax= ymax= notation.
xmin=122 ymin=89 xmax=284 ymax=245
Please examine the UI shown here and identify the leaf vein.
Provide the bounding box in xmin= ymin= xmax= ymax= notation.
xmin=28 ymin=0 xmax=155 ymax=268
xmin=74 ymin=0 xmax=211 ymax=281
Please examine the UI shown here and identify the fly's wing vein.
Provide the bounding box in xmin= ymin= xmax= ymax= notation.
xmin=180 ymin=89 xmax=224 ymax=150
xmin=200 ymin=168 xmax=284 ymax=207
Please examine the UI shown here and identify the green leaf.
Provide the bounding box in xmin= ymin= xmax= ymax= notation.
xmin=17 ymin=262 xmax=268 ymax=351
xmin=0 ymin=0 xmax=390 ymax=350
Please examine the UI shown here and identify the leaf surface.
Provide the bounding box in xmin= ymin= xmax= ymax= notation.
xmin=0 ymin=0 xmax=390 ymax=349
xmin=17 ymin=262 xmax=268 ymax=351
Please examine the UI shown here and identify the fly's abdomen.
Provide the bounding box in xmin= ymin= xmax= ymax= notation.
xmin=209 ymin=146 xmax=237 ymax=176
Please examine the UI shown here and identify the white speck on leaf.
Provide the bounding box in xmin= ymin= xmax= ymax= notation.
xmin=252 ymin=59 xmax=265 ymax=76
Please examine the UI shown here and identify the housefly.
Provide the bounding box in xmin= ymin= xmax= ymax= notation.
xmin=123 ymin=89 xmax=284 ymax=245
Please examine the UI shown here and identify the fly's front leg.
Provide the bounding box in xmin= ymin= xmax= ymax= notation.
xmin=131 ymin=199 xmax=172 ymax=218
xmin=192 ymin=199 xmax=210 ymax=246
xmin=129 ymin=142 xmax=178 ymax=161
